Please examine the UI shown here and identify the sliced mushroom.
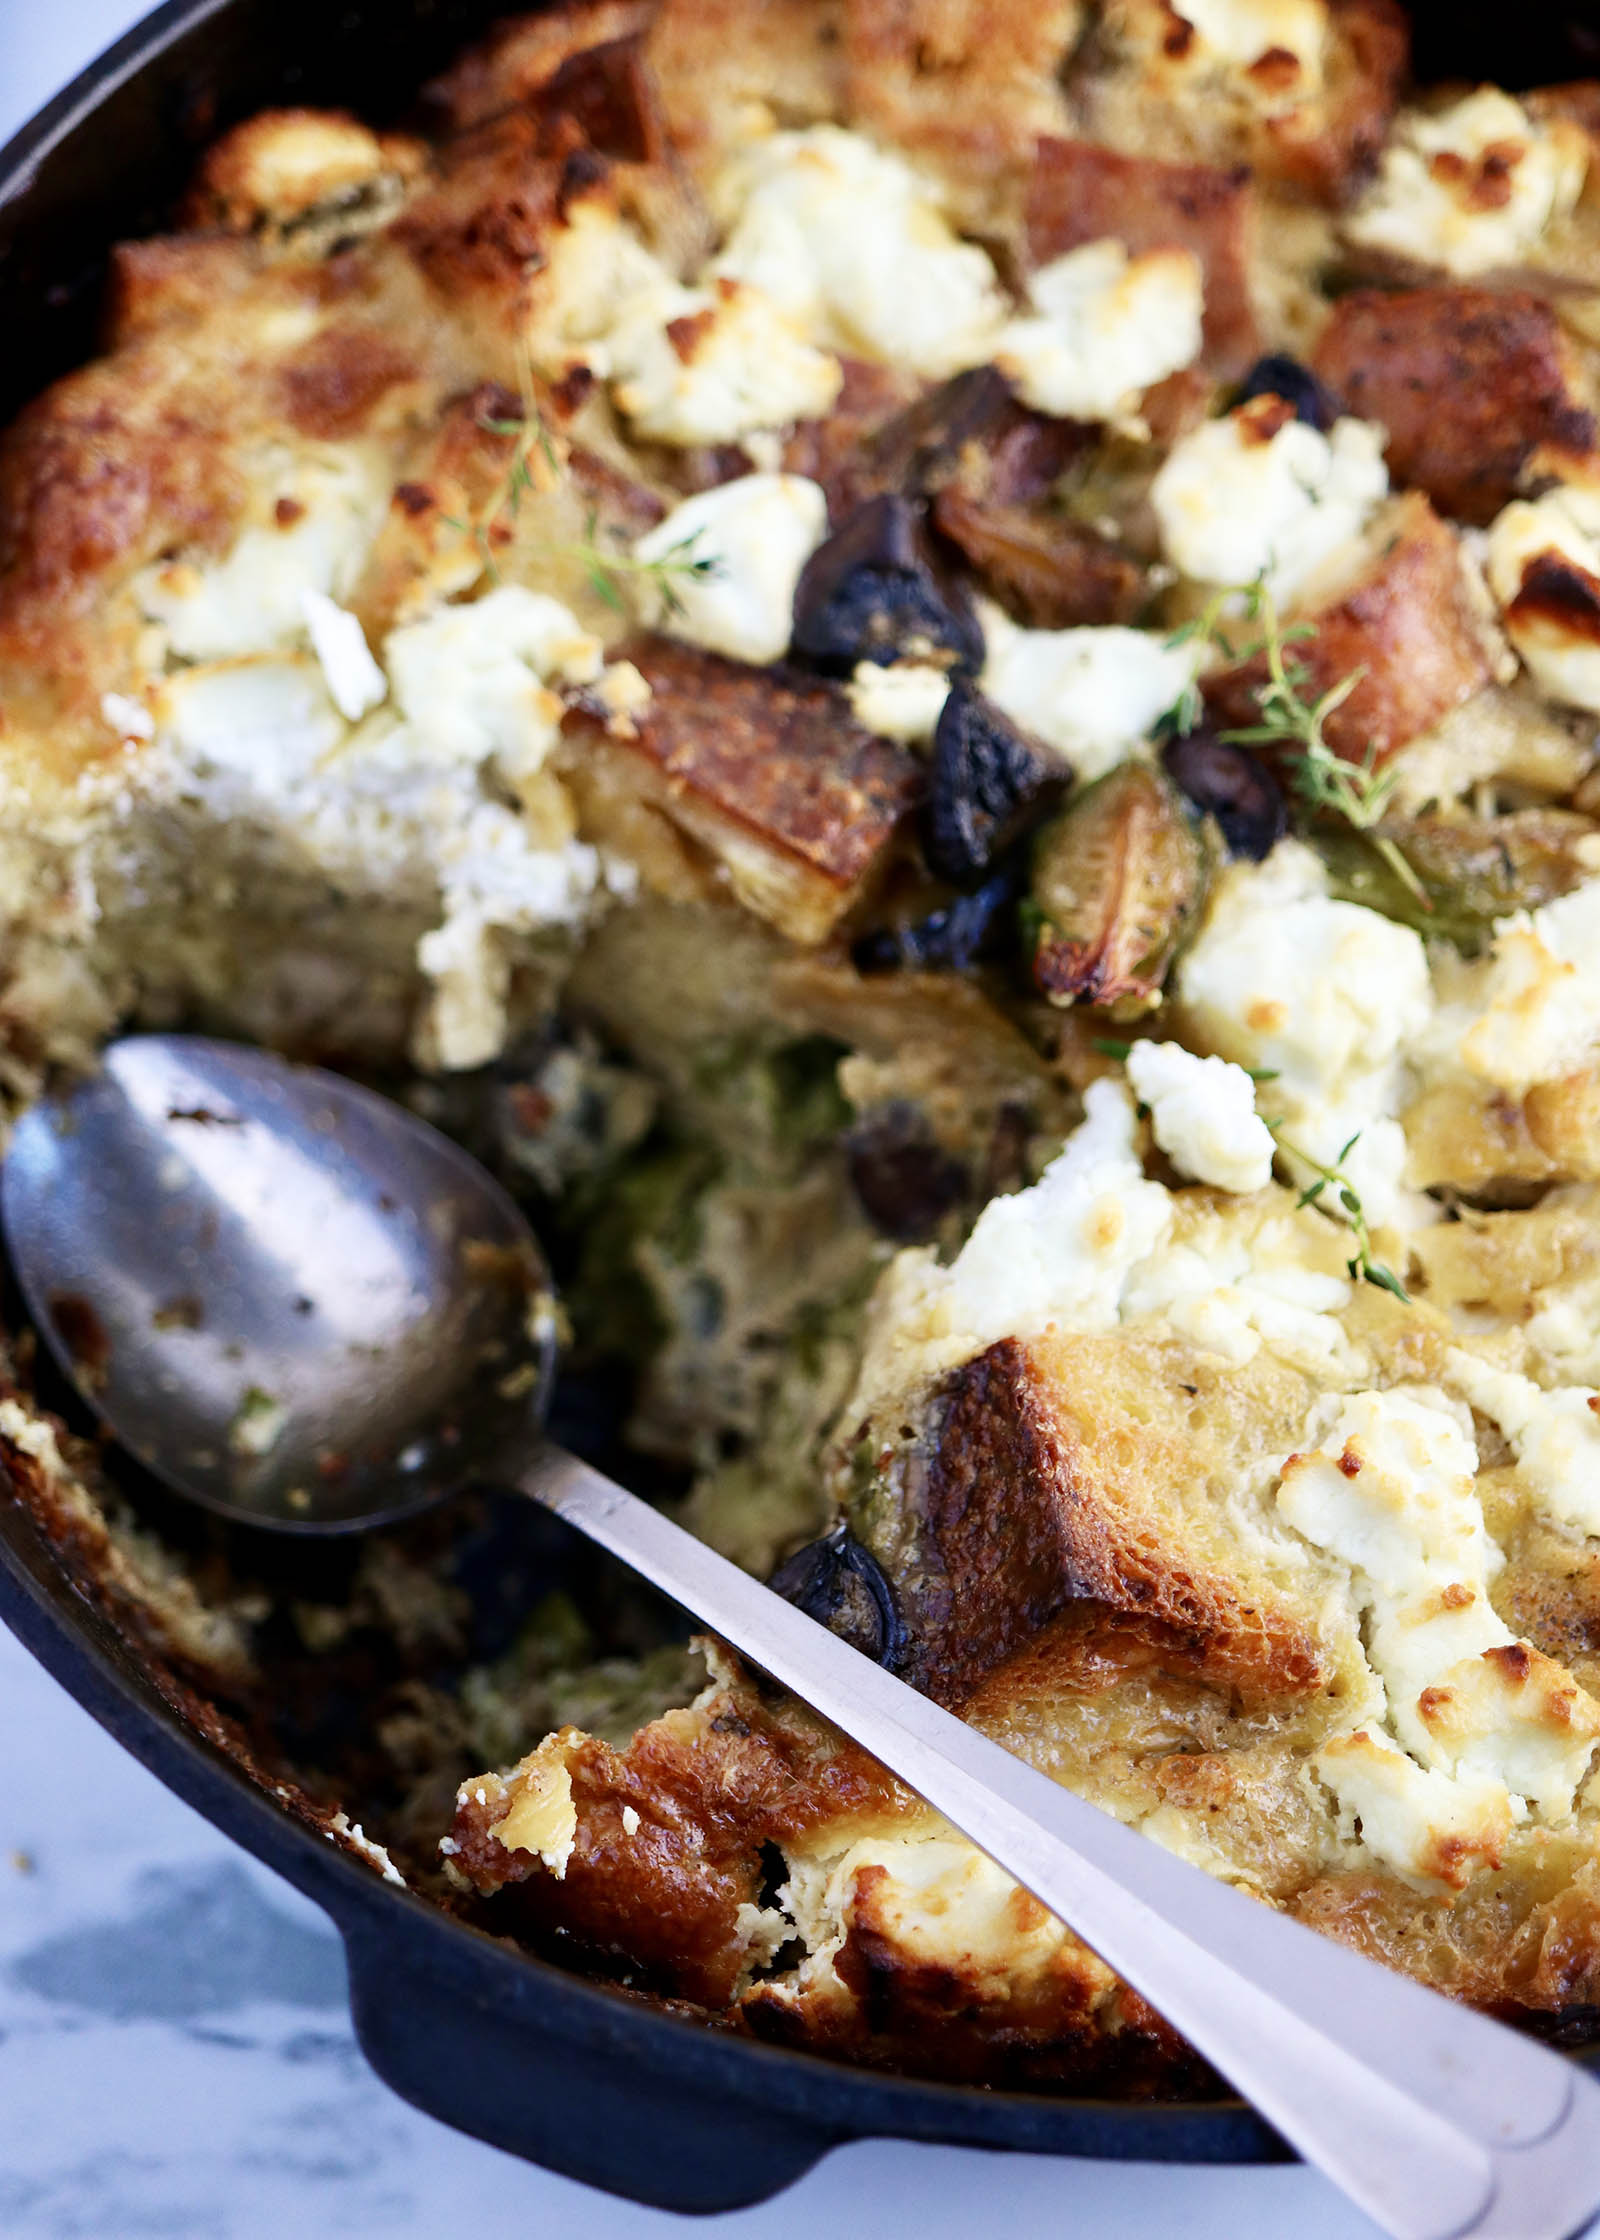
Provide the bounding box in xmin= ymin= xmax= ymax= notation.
xmin=933 ymin=489 xmax=1146 ymax=630
xmin=922 ymin=683 xmax=1071 ymax=888
xmin=1162 ymin=728 xmax=1287 ymax=861
xmin=1232 ymin=352 xmax=1340 ymax=433
xmin=1030 ymin=764 xmax=1206 ymax=1015
xmin=846 ymin=1103 xmax=969 ymax=1241
xmin=790 ymin=493 xmax=984 ymax=676
xmin=852 ymin=871 xmax=1019 ymax=977
xmin=769 ymin=1524 xmax=906 ymax=1669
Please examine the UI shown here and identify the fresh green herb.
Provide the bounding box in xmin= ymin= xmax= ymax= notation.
xmin=1093 ymin=1036 xmax=1135 ymax=1061
xmin=439 ymin=343 xmax=562 ymax=586
xmin=437 ymin=336 xmax=719 ymax=610
xmin=536 ymin=511 xmax=720 ymax=621
xmin=1268 ymin=1122 xmax=1409 ymax=1300
xmin=1169 ymin=581 xmax=1429 ymax=909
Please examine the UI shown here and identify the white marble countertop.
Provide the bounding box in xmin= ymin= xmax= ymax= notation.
xmin=0 ymin=6 xmax=1383 ymax=2233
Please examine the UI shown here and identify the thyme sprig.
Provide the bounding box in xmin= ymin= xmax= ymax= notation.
xmin=439 ymin=340 xmax=563 ymax=586
xmin=544 ymin=513 xmax=720 ymax=621
xmin=1169 ymin=581 xmax=1428 ymax=908
xmin=1268 ymin=1122 xmax=1409 ymax=1301
xmin=438 ymin=344 xmax=718 ymax=613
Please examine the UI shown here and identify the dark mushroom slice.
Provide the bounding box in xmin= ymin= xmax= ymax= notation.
xmin=1162 ymin=728 xmax=1286 ymax=862
xmin=846 ymin=1102 xmax=969 ymax=1242
xmin=852 ymin=870 xmax=1019 ymax=978
xmin=1232 ymin=353 xmax=1340 ymax=432
xmin=1029 ymin=764 xmax=1206 ymax=1017
xmin=854 ymin=364 xmax=1019 ymax=499
xmin=769 ymin=1524 xmax=906 ymax=1670
xmin=791 ymin=492 xmax=984 ymax=676
xmin=933 ymin=488 xmax=1146 ymax=630
xmin=923 ymin=683 xmax=1072 ymax=889
xmin=1318 ymin=807 xmax=1600 ymax=952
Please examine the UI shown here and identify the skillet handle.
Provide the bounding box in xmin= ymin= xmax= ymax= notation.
xmin=340 ymin=1914 xmax=842 ymax=2212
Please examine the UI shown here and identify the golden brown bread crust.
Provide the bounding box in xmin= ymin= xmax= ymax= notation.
xmin=1072 ymin=0 xmax=1408 ymax=207
xmin=1314 ymin=287 xmax=1599 ymax=526
xmin=567 ymin=640 xmax=922 ymax=942
xmin=1204 ymin=492 xmax=1499 ymax=764
xmin=644 ymin=0 xmax=849 ymax=177
xmin=873 ymin=1332 xmax=1328 ymax=1709
xmin=426 ymin=1 xmax=661 ymax=132
xmin=1026 ymin=138 xmax=1260 ymax=376
xmin=840 ymin=0 xmax=1082 ymax=227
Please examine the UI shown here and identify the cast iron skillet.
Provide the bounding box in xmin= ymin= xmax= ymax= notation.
xmin=1 ymin=0 xmax=1597 ymax=2213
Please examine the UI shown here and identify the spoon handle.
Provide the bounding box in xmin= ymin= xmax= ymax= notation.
xmin=525 ymin=1443 xmax=1600 ymax=2240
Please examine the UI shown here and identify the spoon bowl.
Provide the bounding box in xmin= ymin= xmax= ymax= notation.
xmin=2 ymin=1036 xmax=556 ymax=1531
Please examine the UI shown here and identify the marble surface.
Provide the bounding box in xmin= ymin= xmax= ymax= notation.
xmin=0 ymin=6 xmax=1384 ymax=2233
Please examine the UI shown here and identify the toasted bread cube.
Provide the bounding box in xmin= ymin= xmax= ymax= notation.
xmin=1026 ymin=138 xmax=1260 ymax=376
xmin=425 ymin=0 xmax=658 ymax=131
xmin=1073 ymin=0 xmax=1408 ymax=206
xmin=1204 ymin=492 xmax=1499 ymax=763
xmin=1314 ymin=288 xmax=1598 ymax=526
xmin=567 ymin=640 xmax=922 ymax=942
xmin=841 ymin=0 xmax=1082 ymax=225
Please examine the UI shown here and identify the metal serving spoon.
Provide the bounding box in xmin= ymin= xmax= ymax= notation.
xmin=8 ymin=1034 xmax=1600 ymax=2240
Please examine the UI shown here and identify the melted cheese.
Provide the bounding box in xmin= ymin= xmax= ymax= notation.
xmin=1150 ymin=403 xmax=1389 ymax=605
xmin=710 ymin=126 xmax=1008 ymax=379
xmin=994 ymin=241 xmax=1204 ymax=424
xmin=1345 ymin=89 xmax=1589 ymax=278
xmin=979 ymin=607 xmax=1199 ymax=783
xmin=1447 ymin=1351 xmax=1600 ymax=1541
xmin=630 ymin=474 xmax=828 ymax=665
xmin=1124 ymin=1040 xmax=1275 ymax=1194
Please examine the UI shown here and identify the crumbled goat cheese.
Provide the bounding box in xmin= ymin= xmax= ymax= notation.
xmin=156 ymin=655 xmax=347 ymax=790
xmin=1430 ymin=875 xmax=1600 ymax=1097
xmin=1151 ymin=402 xmax=1390 ymax=604
xmin=133 ymin=443 xmax=390 ymax=661
xmin=979 ymin=607 xmax=1200 ymax=783
xmin=1118 ymin=1208 xmax=1354 ymax=1374
xmin=1345 ymin=89 xmax=1589 ymax=278
xmin=525 ymin=198 xmax=678 ymax=375
xmin=844 ymin=660 xmax=953 ymax=745
xmin=607 ymin=276 xmax=842 ymax=447
xmin=630 ymin=473 xmax=829 ymax=665
xmin=910 ymin=1078 xmax=1176 ymax=1360
xmin=1486 ymin=469 xmax=1600 ymax=714
xmin=1446 ymin=1351 xmax=1600 ymax=1542
xmin=711 ymin=126 xmax=1008 ymax=380
xmin=300 ymin=589 xmax=386 ymax=721
xmin=100 ymin=692 xmax=155 ymax=742
xmin=384 ymin=586 xmax=598 ymax=777
xmin=1177 ymin=841 xmax=1432 ymax=1228
xmin=1279 ymin=1387 xmax=1600 ymax=1879
xmin=1315 ymin=1730 xmax=1512 ymax=1889
xmin=995 ymin=241 xmax=1204 ymax=424
xmin=1125 ymin=1041 xmax=1276 ymax=1194
xmin=1170 ymin=0 xmax=1328 ymax=85
xmin=329 ymin=1811 xmax=407 ymax=1887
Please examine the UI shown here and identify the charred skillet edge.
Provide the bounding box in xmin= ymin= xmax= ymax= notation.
xmin=0 ymin=1483 xmax=1283 ymax=2209
xmin=0 ymin=0 xmax=1587 ymax=2201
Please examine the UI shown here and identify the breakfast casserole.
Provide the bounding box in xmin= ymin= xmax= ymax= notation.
xmin=12 ymin=0 xmax=1600 ymax=2097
